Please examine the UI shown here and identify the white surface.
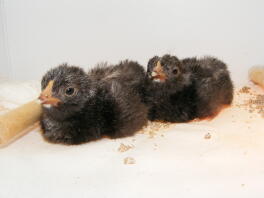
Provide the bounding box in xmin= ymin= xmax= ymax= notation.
xmin=0 ymin=0 xmax=264 ymax=84
xmin=1 ymin=79 xmax=264 ymax=198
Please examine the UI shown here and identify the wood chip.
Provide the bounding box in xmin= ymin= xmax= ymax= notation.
xmin=204 ymin=133 xmax=211 ymax=139
xmin=239 ymin=86 xmax=250 ymax=94
xmin=118 ymin=143 xmax=134 ymax=152
xmin=123 ymin=157 xmax=136 ymax=165
xmin=235 ymin=87 xmax=264 ymax=118
xmin=139 ymin=121 xmax=170 ymax=138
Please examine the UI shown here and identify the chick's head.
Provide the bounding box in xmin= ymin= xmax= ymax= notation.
xmin=147 ymin=54 xmax=182 ymax=83
xmin=39 ymin=64 xmax=94 ymax=118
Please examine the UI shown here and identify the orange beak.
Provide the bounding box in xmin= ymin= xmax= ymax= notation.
xmin=38 ymin=80 xmax=61 ymax=107
xmin=151 ymin=61 xmax=167 ymax=82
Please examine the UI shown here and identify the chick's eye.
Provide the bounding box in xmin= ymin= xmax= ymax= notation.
xmin=172 ymin=68 xmax=179 ymax=75
xmin=65 ymin=87 xmax=75 ymax=95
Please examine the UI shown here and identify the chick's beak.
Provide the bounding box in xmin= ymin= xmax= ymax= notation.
xmin=151 ymin=61 xmax=166 ymax=82
xmin=38 ymin=80 xmax=61 ymax=107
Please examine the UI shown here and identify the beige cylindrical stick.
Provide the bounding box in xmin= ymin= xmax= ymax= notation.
xmin=249 ymin=66 xmax=264 ymax=88
xmin=0 ymin=100 xmax=42 ymax=146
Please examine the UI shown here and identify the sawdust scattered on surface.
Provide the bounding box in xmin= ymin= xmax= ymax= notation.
xmin=235 ymin=86 xmax=264 ymax=118
xmin=139 ymin=121 xmax=171 ymax=138
xmin=123 ymin=157 xmax=136 ymax=165
xmin=118 ymin=143 xmax=134 ymax=152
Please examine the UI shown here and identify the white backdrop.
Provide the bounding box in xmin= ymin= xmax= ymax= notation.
xmin=0 ymin=0 xmax=264 ymax=84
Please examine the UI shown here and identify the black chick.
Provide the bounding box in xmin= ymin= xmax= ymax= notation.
xmin=145 ymin=54 xmax=234 ymax=122
xmin=39 ymin=61 xmax=148 ymax=145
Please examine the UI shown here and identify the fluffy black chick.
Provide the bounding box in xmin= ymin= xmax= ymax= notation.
xmin=39 ymin=61 xmax=148 ymax=145
xmin=145 ymin=54 xmax=234 ymax=122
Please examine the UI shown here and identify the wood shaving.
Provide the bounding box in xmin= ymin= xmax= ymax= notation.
xmin=235 ymin=87 xmax=264 ymax=118
xmin=239 ymin=86 xmax=250 ymax=94
xmin=204 ymin=133 xmax=211 ymax=139
xmin=139 ymin=121 xmax=170 ymax=138
xmin=118 ymin=143 xmax=134 ymax=152
xmin=123 ymin=157 xmax=136 ymax=165
xmin=241 ymin=94 xmax=264 ymax=117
